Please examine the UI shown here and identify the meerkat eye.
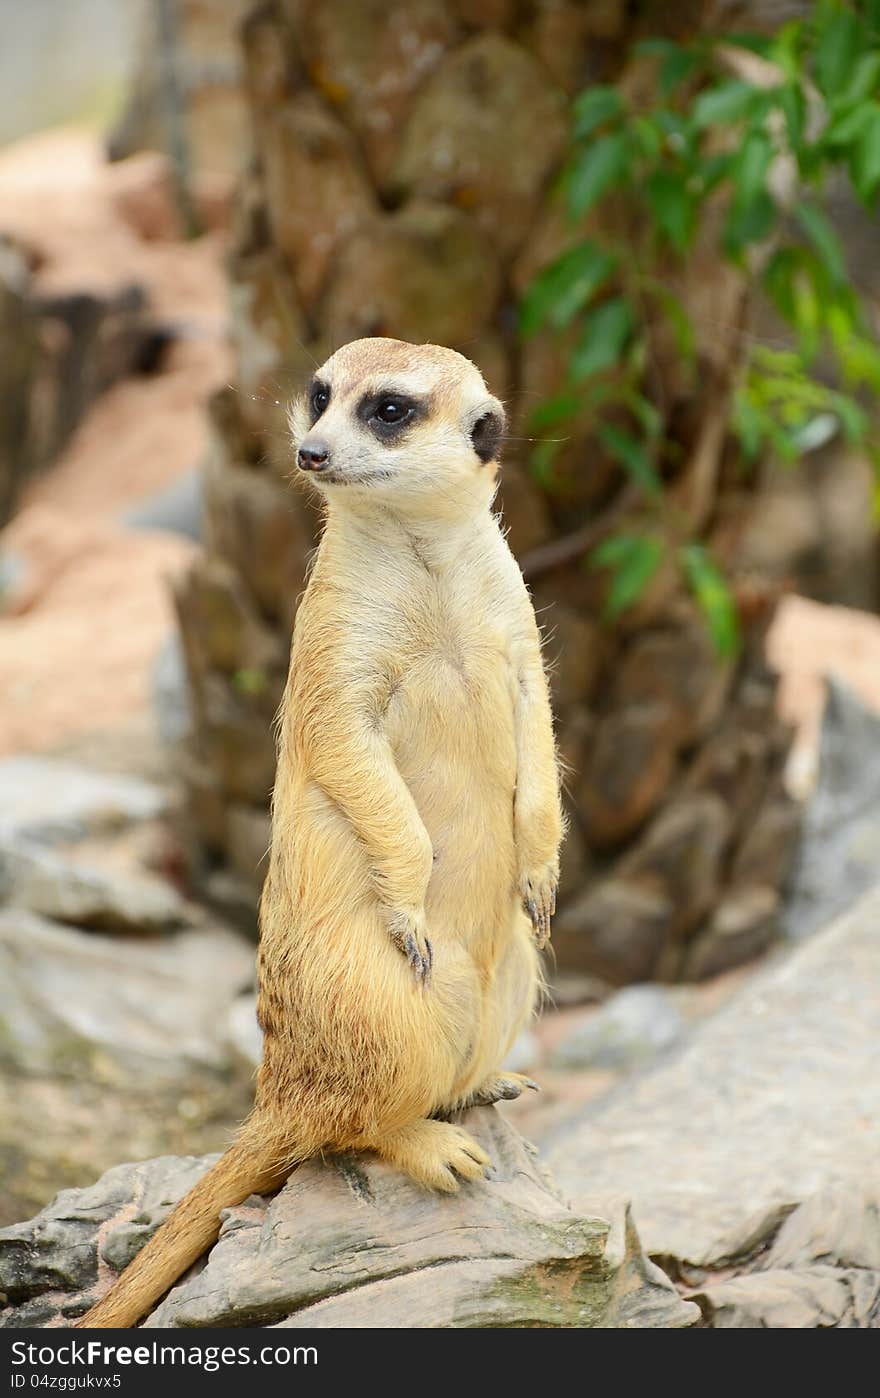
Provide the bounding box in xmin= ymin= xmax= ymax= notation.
xmin=373 ymin=398 xmax=412 ymax=425
xmin=309 ymin=383 xmax=330 ymax=422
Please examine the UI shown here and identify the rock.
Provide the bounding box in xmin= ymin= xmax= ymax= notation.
xmin=531 ymin=594 xmax=603 ymax=713
xmin=548 ymin=986 xmax=687 ymax=1072
xmin=553 ymin=878 xmax=673 ymax=983
xmin=152 ymin=633 xmax=193 ymax=746
xmin=225 ymin=804 xmax=272 ymax=887
xmin=730 ymin=797 xmax=801 ymax=890
xmin=0 ymin=911 xmax=253 ymax=1081
xmin=225 ymin=992 xmax=262 ymax=1070
xmin=106 ymin=151 xmax=183 ymax=243
xmin=618 ymin=794 xmax=731 ymax=942
xmin=783 ymin=678 xmax=880 ymax=942
xmin=124 ymin=467 xmax=203 ymax=539
xmin=579 ymin=703 xmax=678 ymax=848
xmin=0 ymin=1111 xmax=696 ymax=1329
xmin=0 ymin=839 xmax=184 ymax=934
xmin=684 ymin=1188 xmax=880 ymax=1328
xmin=0 ymin=236 xmax=39 ymax=526
xmin=0 ymin=756 xmax=168 ymax=844
xmin=544 ymin=883 xmax=880 ymax=1272
xmin=610 ymin=626 xmax=732 ymax=747
xmin=766 ymin=595 xmax=880 ymax=797
xmin=202 ymin=452 xmax=314 ymax=629
xmin=172 ymin=556 xmax=281 ymax=676
xmin=684 ymin=886 xmax=780 ymax=981
xmin=501 ymin=1028 xmax=540 ymax=1073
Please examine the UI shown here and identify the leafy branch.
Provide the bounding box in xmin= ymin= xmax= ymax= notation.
xmin=520 ymin=0 xmax=880 ymax=654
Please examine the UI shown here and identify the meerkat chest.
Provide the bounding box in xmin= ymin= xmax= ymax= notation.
xmin=389 ymin=570 xmax=520 ymax=726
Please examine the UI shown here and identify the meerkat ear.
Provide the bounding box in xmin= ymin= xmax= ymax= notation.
xmin=470 ymin=405 xmax=506 ymax=464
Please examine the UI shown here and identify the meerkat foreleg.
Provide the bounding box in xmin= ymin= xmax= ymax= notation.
xmin=311 ymin=717 xmax=435 ymax=982
xmin=513 ymin=640 xmax=564 ymax=950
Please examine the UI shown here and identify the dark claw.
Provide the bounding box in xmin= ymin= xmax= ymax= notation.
xmin=403 ymin=931 xmax=432 ymax=986
xmin=523 ymin=1077 xmax=540 ymax=1092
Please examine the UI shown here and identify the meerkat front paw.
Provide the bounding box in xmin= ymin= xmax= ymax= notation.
xmin=385 ymin=907 xmax=433 ymax=985
xmin=519 ymin=865 xmax=557 ymax=949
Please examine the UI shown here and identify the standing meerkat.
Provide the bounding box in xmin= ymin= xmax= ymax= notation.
xmin=79 ymin=337 xmax=564 ymax=1328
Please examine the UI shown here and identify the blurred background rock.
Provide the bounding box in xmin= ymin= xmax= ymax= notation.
xmin=0 ymin=1 xmax=878 ymax=1326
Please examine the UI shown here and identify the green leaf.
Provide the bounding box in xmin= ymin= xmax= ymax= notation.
xmin=814 ymin=7 xmax=863 ymax=99
xmin=732 ymin=390 xmax=765 ymax=460
xmin=693 ymin=79 xmax=760 ymax=128
xmin=824 ymin=99 xmax=875 ymax=148
xmin=851 ymin=104 xmax=880 ymax=201
xmin=590 ymin=534 xmax=665 ymax=620
xmin=597 ymin=422 xmax=662 ymax=497
xmin=659 ymin=46 xmax=700 ymax=96
xmin=528 ymin=392 xmax=582 ymax=431
xmin=836 ymin=50 xmax=880 ymax=107
xmin=795 ymin=202 xmax=847 ymax=284
xmin=519 ymin=241 xmax=616 ymax=336
xmin=233 ymin=668 xmax=269 ymax=696
xmin=567 ymin=132 xmax=629 ymax=219
xmin=570 ymin=297 xmax=633 ymax=379
xmin=833 ymin=393 xmax=868 ymax=440
xmin=648 ymin=282 xmax=696 ymax=364
xmin=723 ymin=189 xmax=775 ymax=255
xmin=631 ymin=116 xmax=663 ymax=160
xmin=733 ymin=130 xmax=773 ymax=207
xmin=529 ymin=436 xmax=563 ymax=487
xmin=572 ymin=86 xmax=623 ymax=138
xmin=645 ymin=168 xmax=696 ymax=251
xmin=722 ymin=32 xmax=775 ymax=58
xmin=679 ymin=545 xmax=740 ymax=657
xmin=779 ymin=82 xmax=806 ymax=152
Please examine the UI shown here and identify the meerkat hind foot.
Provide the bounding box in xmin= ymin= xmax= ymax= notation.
xmin=464 ymin=1071 xmax=540 ymax=1108
xmin=371 ymin=1119 xmax=491 ymax=1193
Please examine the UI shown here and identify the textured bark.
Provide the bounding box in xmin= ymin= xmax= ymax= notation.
xmin=173 ymin=0 xmax=799 ymax=981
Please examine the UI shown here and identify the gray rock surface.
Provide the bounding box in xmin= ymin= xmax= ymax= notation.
xmin=682 ymin=1188 xmax=880 ymax=1327
xmin=0 ymin=757 xmax=168 ymax=845
xmin=544 ymin=883 xmax=880 ymax=1272
xmin=0 ymin=910 xmax=253 ymax=1080
xmin=0 ymin=838 xmax=184 ymax=933
xmin=783 ymin=678 xmax=880 ymax=941
xmin=0 ymin=1111 xmax=696 ymax=1330
xmin=548 ymin=985 xmax=687 ymax=1071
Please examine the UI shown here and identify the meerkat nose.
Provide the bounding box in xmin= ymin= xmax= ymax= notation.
xmin=297 ymin=439 xmax=331 ymax=472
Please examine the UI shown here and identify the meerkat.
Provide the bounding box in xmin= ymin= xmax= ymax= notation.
xmin=78 ymin=337 xmax=564 ymax=1329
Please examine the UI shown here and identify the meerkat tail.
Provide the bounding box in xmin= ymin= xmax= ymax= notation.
xmin=75 ymin=1113 xmax=306 ymax=1329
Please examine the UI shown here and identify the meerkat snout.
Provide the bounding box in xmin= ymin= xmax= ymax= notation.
xmin=297 ymin=438 xmax=331 ymax=472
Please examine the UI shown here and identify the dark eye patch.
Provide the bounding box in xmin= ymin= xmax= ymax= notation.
xmin=357 ymin=389 xmax=427 ymax=440
xmin=470 ymin=411 xmax=504 ymax=464
xmin=308 ymin=379 xmax=330 ymax=425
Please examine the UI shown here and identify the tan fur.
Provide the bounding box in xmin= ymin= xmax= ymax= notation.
xmin=78 ymin=338 xmax=563 ymax=1328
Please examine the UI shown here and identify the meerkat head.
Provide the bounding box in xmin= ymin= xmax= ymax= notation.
xmin=289 ymin=338 xmax=506 ymax=520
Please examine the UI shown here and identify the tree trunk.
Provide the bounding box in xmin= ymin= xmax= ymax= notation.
xmin=174 ymin=0 xmax=799 ymax=983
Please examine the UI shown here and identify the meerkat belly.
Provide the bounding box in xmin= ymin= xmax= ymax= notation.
xmin=386 ymin=634 xmax=520 ymax=939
